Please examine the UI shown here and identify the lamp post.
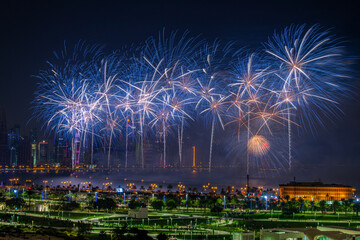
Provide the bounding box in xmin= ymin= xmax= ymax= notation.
xmin=265 ymin=196 xmax=268 ymax=210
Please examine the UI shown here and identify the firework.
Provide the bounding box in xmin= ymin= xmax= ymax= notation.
xmin=227 ymin=52 xmax=272 ymax=174
xmin=32 ymin=26 xmax=352 ymax=174
xmin=264 ymin=24 xmax=349 ymax=170
xmin=247 ymin=135 xmax=270 ymax=156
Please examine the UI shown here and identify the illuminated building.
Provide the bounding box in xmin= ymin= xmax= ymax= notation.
xmin=38 ymin=140 xmax=49 ymax=165
xmin=279 ymin=181 xmax=356 ymax=201
xmin=71 ymin=132 xmax=80 ymax=169
xmin=8 ymin=125 xmax=20 ymax=166
xmin=0 ymin=107 xmax=9 ymax=166
xmin=192 ymin=146 xmax=196 ymax=167
xmin=30 ymin=128 xmax=37 ymax=166
xmin=18 ymin=136 xmax=31 ymax=167
xmin=55 ymin=136 xmax=69 ymax=167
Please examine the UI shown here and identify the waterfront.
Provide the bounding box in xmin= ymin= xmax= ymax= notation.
xmin=0 ymin=168 xmax=281 ymax=190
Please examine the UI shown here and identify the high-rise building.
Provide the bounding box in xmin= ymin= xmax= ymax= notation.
xmin=38 ymin=140 xmax=49 ymax=165
xmin=0 ymin=107 xmax=9 ymax=166
xmin=55 ymin=136 xmax=69 ymax=167
xmin=18 ymin=136 xmax=32 ymax=167
xmin=30 ymin=128 xmax=37 ymax=166
xmin=8 ymin=125 xmax=20 ymax=167
xmin=71 ymin=132 xmax=81 ymax=169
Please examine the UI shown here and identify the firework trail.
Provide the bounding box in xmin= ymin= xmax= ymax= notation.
xmin=227 ymin=52 xmax=271 ymax=175
xmin=195 ymin=41 xmax=235 ymax=173
xmin=138 ymin=30 xmax=201 ymax=167
xmin=264 ymin=24 xmax=349 ymax=170
xmin=33 ymin=42 xmax=103 ymax=169
xmin=32 ymin=27 xmax=352 ymax=174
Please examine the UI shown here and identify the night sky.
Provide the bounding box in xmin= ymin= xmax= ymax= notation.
xmin=1 ymin=0 xmax=359 ymax=185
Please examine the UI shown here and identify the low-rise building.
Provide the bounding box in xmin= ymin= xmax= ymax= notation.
xmin=260 ymin=228 xmax=360 ymax=240
xmin=128 ymin=207 xmax=148 ymax=219
xmin=233 ymin=231 xmax=255 ymax=240
xmin=279 ymin=181 xmax=355 ymax=201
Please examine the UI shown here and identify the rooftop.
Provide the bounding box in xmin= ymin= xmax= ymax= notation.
xmin=279 ymin=181 xmax=353 ymax=188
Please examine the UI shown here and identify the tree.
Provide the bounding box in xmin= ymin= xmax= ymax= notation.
xmin=26 ymin=188 xmax=34 ymax=210
xmin=166 ymin=199 xmax=178 ymax=210
xmin=319 ymin=200 xmax=327 ymax=214
xmin=303 ymin=200 xmax=310 ymax=213
xmin=94 ymin=197 xmax=116 ymax=210
xmin=280 ymin=199 xmax=300 ymax=215
xmin=343 ymin=200 xmax=351 ymax=215
xmin=167 ymin=184 xmax=173 ymax=192
xmin=62 ymin=201 xmax=80 ymax=211
xmin=313 ymin=201 xmax=320 ymax=212
xmin=5 ymin=198 xmax=25 ymax=210
xmin=230 ymin=198 xmax=239 ymax=208
xmin=151 ymin=200 xmax=164 ymax=210
xmin=77 ymin=221 xmax=92 ymax=238
xmin=353 ymin=201 xmax=360 ymax=216
xmin=129 ymin=228 xmax=152 ymax=240
xmin=112 ymin=226 xmax=127 ymax=240
xmin=298 ymin=198 xmax=304 ymax=213
xmin=128 ymin=199 xmax=145 ymax=210
xmin=157 ymin=233 xmax=168 ymax=240
xmin=210 ymin=204 xmax=223 ymax=213
xmin=332 ymin=200 xmax=340 ymax=213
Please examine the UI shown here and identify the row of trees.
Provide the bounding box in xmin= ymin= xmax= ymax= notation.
xmin=280 ymin=197 xmax=360 ymax=215
xmin=2 ymin=188 xmax=360 ymax=217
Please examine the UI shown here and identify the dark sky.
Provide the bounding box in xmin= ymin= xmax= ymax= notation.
xmin=0 ymin=0 xmax=359 ymax=184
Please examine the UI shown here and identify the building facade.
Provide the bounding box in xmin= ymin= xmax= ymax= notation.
xmin=38 ymin=141 xmax=49 ymax=165
xmin=55 ymin=136 xmax=70 ymax=167
xmin=18 ymin=136 xmax=32 ymax=167
xmin=8 ymin=125 xmax=20 ymax=166
xmin=279 ymin=181 xmax=356 ymax=201
xmin=0 ymin=107 xmax=9 ymax=166
xmin=30 ymin=128 xmax=37 ymax=166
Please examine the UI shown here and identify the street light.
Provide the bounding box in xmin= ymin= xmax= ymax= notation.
xmin=264 ymin=196 xmax=268 ymax=210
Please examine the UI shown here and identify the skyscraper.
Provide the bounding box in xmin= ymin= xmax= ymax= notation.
xmin=30 ymin=128 xmax=37 ymax=166
xmin=38 ymin=140 xmax=49 ymax=165
xmin=55 ymin=135 xmax=69 ymax=167
xmin=18 ymin=136 xmax=32 ymax=167
xmin=71 ymin=132 xmax=81 ymax=169
xmin=8 ymin=124 xmax=20 ymax=167
xmin=0 ymin=107 xmax=9 ymax=166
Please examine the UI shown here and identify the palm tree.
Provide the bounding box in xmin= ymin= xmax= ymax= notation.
xmin=26 ymin=189 xmax=34 ymax=211
xmin=319 ymin=200 xmax=327 ymax=214
xmin=333 ymin=200 xmax=340 ymax=214
xmin=353 ymin=201 xmax=360 ymax=216
xmin=298 ymin=198 xmax=304 ymax=213
xmin=343 ymin=200 xmax=351 ymax=215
